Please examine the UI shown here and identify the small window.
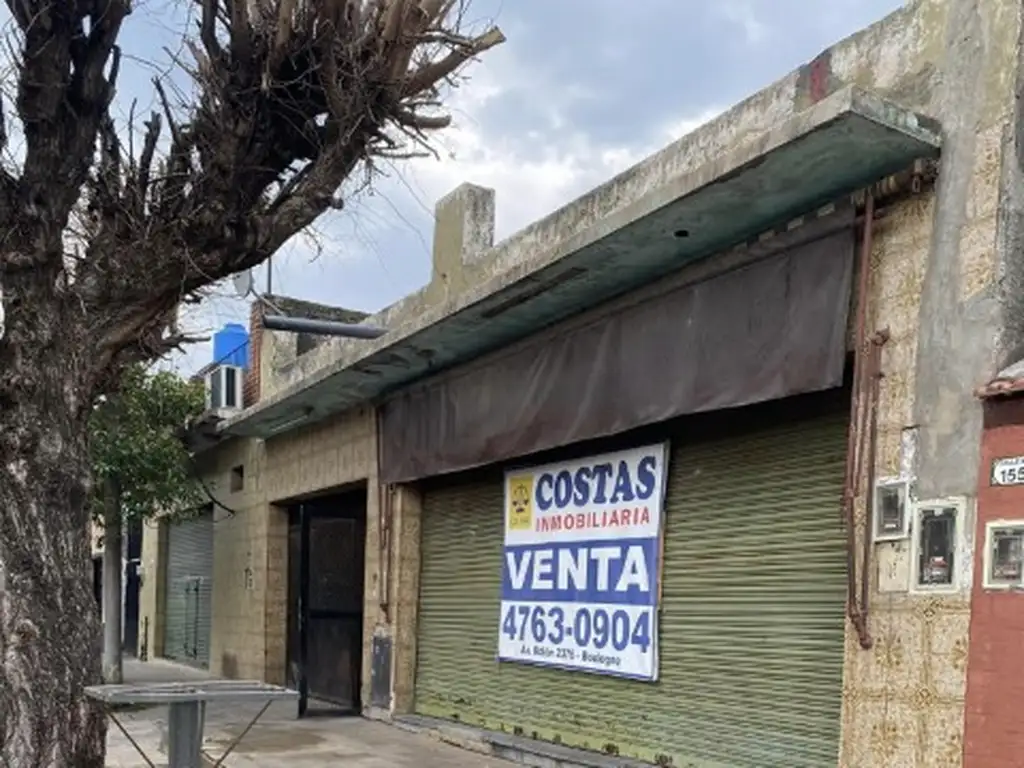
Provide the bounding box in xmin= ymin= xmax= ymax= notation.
xmin=873 ymin=479 xmax=909 ymax=541
xmin=230 ymin=465 xmax=245 ymax=493
xmin=983 ymin=521 xmax=1024 ymax=590
xmin=911 ymin=499 xmax=963 ymax=592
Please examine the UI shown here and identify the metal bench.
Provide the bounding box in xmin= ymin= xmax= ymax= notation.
xmin=87 ymin=679 xmax=298 ymax=767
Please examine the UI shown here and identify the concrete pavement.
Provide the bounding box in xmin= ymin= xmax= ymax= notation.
xmin=104 ymin=658 xmax=513 ymax=767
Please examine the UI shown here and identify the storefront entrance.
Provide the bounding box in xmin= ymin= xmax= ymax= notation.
xmin=413 ymin=392 xmax=849 ymax=767
xmin=287 ymin=487 xmax=367 ymax=716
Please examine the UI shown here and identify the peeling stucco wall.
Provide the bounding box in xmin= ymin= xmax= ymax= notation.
xmin=259 ymin=295 xmax=370 ymax=400
xmin=817 ymin=1 xmax=1020 ymax=766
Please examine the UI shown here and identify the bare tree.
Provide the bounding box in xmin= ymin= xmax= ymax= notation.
xmin=0 ymin=1 xmax=503 ymax=764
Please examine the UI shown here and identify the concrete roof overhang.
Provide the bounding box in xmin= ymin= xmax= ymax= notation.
xmin=221 ymin=86 xmax=941 ymax=441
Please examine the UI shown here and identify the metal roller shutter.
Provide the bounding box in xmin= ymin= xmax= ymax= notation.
xmin=415 ymin=409 xmax=848 ymax=767
xmin=163 ymin=511 xmax=214 ymax=668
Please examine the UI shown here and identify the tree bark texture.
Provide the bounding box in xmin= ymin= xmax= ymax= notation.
xmin=0 ymin=3 xmax=505 ymax=764
xmin=101 ymin=480 xmax=123 ymax=686
xmin=0 ymin=270 xmax=106 ymax=765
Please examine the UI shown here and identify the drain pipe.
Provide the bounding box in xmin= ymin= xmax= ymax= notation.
xmin=843 ymin=192 xmax=875 ymax=651
xmin=860 ymin=328 xmax=890 ymax=633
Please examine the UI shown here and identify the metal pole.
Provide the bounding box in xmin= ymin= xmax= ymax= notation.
xmin=260 ymin=314 xmax=387 ymax=339
xmin=167 ymin=701 xmax=204 ymax=767
xmin=298 ymin=503 xmax=310 ymax=718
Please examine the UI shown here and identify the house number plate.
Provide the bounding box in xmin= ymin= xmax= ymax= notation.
xmin=992 ymin=455 xmax=1024 ymax=486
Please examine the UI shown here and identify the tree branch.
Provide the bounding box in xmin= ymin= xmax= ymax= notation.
xmin=403 ymin=26 xmax=505 ymax=96
xmin=9 ymin=2 xmax=131 ymax=263
xmin=45 ymin=0 xmax=505 ymax=385
xmin=394 ymin=109 xmax=451 ymax=130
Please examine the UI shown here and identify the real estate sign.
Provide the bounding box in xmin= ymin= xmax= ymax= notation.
xmin=498 ymin=443 xmax=668 ymax=681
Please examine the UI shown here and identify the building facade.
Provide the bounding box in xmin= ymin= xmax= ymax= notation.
xmin=137 ymin=0 xmax=1024 ymax=765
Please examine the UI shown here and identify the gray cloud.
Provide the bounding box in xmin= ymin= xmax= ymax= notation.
xmin=121 ymin=0 xmax=905 ymax=374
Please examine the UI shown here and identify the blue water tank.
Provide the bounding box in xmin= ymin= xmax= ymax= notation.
xmin=212 ymin=323 xmax=249 ymax=369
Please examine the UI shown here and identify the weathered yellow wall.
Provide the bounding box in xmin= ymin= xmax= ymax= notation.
xmin=137 ymin=516 xmax=165 ymax=659
xmin=829 ymin=1 xmax=1017 ymax=765
xmin=835 ymin=114 xmax=1008 ymax=768
xmin=203 ymin=437 xmax=270 ymax=681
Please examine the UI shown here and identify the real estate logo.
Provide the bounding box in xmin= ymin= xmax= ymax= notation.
xmin=507 ymin=475 xmax=534 ymax=531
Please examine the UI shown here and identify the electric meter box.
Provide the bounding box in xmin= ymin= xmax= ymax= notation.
xmin=873 ymin=479 xmax=911 ymax=542
xmin=910 ymin=498 xmax=966 ymax=594
xmin=983 ymin=520 xmax=1024 ymax=590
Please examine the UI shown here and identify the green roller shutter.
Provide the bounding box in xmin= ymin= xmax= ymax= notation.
xmin=415 ymin=407 xmax=848 ymax=767
xmin=163 ymin=511 xmax=214 ymax=668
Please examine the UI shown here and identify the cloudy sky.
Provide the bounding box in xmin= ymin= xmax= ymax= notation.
xmin=63 ymin=0 xmax=907 ymax=373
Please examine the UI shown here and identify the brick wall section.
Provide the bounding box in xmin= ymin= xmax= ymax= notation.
xmin=963 ymin=397 xmax=1024 ymax=767
xmin=244 ymin=300 xmax=263 ymax=406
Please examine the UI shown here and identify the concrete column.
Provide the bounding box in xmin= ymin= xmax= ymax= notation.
xmin=389 ymin=484 xmax=423 ymax=715
xmin=263 ymin=503 xmax=290 ymax=685
xmin=426 ymin=183 xmax=495 ymax=304
xmin=137 ymin=517 xmax=167 ymax=660
xmin=362 ymin=475 xmax=382 ymax=716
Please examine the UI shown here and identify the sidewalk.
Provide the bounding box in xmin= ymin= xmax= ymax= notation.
xmin=104 ymin=658 xmax=513 ymax=767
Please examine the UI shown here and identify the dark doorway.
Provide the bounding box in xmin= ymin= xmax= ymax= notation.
xmin=122 ymin=518 xmax=144 ymax=657
xmin=287 ymin=487 xmax=367 ymax=717
xmin=92 ymin=556 xmax=103 ymax=612
xmin=123 ymin=560 xmax=141 ymax=657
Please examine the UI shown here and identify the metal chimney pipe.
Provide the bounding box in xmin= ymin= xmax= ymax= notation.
xmin=261 ymin=315 xmax=388 ymax=340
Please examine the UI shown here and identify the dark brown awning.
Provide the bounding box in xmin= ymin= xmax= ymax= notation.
xmin=380 ymin=215 xmax=855 ymax=483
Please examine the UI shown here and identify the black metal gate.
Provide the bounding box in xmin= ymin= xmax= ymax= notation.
xmin=288 ymin=490 xmax=366 ymax=717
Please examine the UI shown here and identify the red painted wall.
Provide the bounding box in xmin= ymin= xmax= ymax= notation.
xmin=964 ymin=397 xmax=1024 ymax=767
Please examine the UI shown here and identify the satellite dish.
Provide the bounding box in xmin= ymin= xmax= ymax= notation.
xmin=232 ymin=269 xmax=255 ymax=298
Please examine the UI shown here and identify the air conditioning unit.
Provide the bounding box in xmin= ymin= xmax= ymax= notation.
xmin=205 ymin=364 xmax=244 ymax=412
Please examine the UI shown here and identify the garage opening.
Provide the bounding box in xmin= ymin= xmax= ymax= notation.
xmin=163 ymin=507 xmax=215 ymax=668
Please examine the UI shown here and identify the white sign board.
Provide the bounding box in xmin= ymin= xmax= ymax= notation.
xmin=498 ymin=443 xmax=668 ymax=681
xmin=992 ymin=455 xmax=1024 ymax=487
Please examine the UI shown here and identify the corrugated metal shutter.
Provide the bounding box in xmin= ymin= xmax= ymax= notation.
xmin=415 ymin=408 xmax=848 ymax=767
xmin=163 ymin=511 xmax=214 ymax=668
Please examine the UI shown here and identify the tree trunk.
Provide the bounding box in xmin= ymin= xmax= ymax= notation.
xmin=101 ymin=479 xmax=123 ymax=685
xmin=0 ymin=269 xmax=107 ymax=764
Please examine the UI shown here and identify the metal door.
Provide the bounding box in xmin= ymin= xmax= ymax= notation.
xmin=414 ymin=405 xmax=849 ymax=767
xmin=288 ymin=494 xmax=366 ymax=716
xmin=163 ymin=510 xmax=214 ymax=668
xmin=123 ymin=519 xmax=142 ymax=656
xmin=122 ymin=559 xmax=141 ymax=657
